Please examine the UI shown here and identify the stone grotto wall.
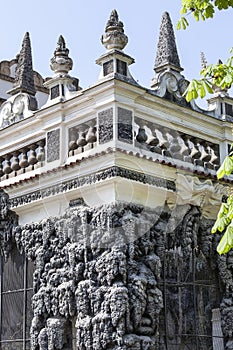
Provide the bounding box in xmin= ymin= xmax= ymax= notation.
xmin=1 ymin=190 xmax=233 ymax=349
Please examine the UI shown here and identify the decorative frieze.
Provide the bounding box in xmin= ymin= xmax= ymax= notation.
xmin=9 ymin=166 xmax=176 ymax=209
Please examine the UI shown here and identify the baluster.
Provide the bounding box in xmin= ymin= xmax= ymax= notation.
xmin=211 ymin=145 xmax=220 ymax=170
xmin=28 ymin=144 xmax=38 ymax=168
xmin=147 ymin=128 xmax=161 ymax=154
xmin=68 ymin=127 xmax=78 ymax=156
xmin=168 ymin=130 xmax=182 ymax=160
xmin=206 ymin=144 xmax=219 ymax=170
xmin=180 ymin=135 xmax=192 ymax=162
xmin=76 ymin=125 xmax=87 ymax=150
xmin=136 ymin=126 xmax=147 ymax=143
xmin=86 ymin=124 xmax=97 ymax=144
xmin=156 ymin=127 xmax=169 ymax=156
xmin=195 ymin=141 xmax=211 ymax=167
xmin=161 ymin=128 xmax=173 ymax=157
xmin=37 ymin=140 xmax=45 ymax=163
xmin=11 ymin=151 xmax=20 ymax=173
xmin=189 ymin=137 xmax=201 ymax=164
xmin=3 ymin=154 xmax=12 ymax=175
xmin=19 ymin=148 xmax=29 ymax=171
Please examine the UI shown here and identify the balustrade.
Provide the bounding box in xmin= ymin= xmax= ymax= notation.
xmin=68 ymin=119 xmax=97 ymax=156
xmin=0 ymin=139 xmax=46 ymax=181
xmin=134 ymin=118 xmax=220 ymax=170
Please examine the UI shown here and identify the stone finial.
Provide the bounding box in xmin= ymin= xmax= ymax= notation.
xmin=101 ymin=9 xmax=128 ymax=51
xmin=9 ymin=32 xmax=36 ymax=96
xmin=154 ymin=12 xmax=182 ymax=72
xmin=50 ymin=35 xmax=73 ymax=75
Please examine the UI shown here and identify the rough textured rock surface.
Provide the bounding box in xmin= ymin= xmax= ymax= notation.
xmin=14 ymin=202 xmax=163 ymax=350
xmin=154 ymin=12 xmax=181 ymax=71
xmin=0 ymin=194 xmax=231 ymax=349
xmin=0 ymin=189 xmax=18 ymax=260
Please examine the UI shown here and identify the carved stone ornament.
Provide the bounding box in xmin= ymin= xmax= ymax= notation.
xmin=9 ymin=166 xmax=175 ymax=209
xmin=50 ymin=35 xmax=73 ymax=75
xmin=152 ymin=70 xmax=191 ymax=108
xmin=154 ymin=12 xmax=182 ymax=71
xmin=0 ymin=93 xmax=37 ymax=129
xmin=170 ymin=174 xmax=229 ymax=219
xmin=8 ymin=32 xmax=36 ymax=96
xmin=101 ymin=10 xmax=128 ymax=51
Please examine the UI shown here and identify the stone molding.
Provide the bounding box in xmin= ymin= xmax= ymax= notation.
xmin=9 ymin=166 xmax=176 ymax=208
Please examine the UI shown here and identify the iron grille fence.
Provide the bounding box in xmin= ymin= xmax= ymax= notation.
xmin=0 ymin=245 xmax=33 ymax=350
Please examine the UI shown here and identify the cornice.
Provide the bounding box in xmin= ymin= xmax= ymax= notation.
xmin=9 ymin=165 xmax=176 ymax=209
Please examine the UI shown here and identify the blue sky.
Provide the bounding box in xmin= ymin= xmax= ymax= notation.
xmin=1 ymin=1 xmax=232 ymax=95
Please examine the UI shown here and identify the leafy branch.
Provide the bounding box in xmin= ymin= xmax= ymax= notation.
xmin=177 ymin=0 xmax=233 ymax=29
xmin=177 ymin=1 xmax=233 ymax=101
xmin=183 ymin=52 xmax=233 ymax=101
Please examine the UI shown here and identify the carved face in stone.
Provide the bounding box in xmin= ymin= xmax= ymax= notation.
xmin=12 ymin=95 xmax=25 ymax=116
xmin=1 ymin=102 xmax=12 ymax=121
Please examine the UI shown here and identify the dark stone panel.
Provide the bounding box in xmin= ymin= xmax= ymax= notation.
xmin=98 ymin=108 xmax=113 ymax=144
xmin=117 ymin=59 xmax=127 ymax=76
xmin=47 ymin=129 xmax=60 ymax=162
xmin=117 ymin=107 xmax=133 ymax=144
xmin=50 ymin=85 xmax=60 ymax=99
xmin=103 ymin=60 xmax=114 ymax=76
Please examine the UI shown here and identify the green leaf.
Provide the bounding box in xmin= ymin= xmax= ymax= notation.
xmin=217 ymin=224 xmax=233 ymax=254
xmin=204 ymin=4 xmax=215 ymax=17
xmin=199 ymin=83 xmax=206 ymax=98
xmin=217 ymin=156 xmax=233 ymax=178
xmin=186 ymin=90 xmax=194 ymax=102
xmin=180 ymin=5 xmax=188 ymax=14
xmin=176 ymin=20 xmax=181 ymax=30
xmin=203 ymin=80 xmax=213 ymax=93
xmin=226 ymin=72 xmax=233 ymax=83
xmin=193 ymin=9 xmax=201 ymax=20
xmin=181 ymin=16 xmax=189 ymax=29
xmin=211 ymin=216 xmax=230 ymax=233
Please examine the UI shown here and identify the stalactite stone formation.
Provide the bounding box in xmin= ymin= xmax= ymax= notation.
xmin=14 ymin=202 xmax=163 ymax=350
xmin=10 ymin=200 xmax=227 ymax=349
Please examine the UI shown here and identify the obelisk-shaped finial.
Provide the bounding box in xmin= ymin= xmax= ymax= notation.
xmin=154 ymin=12 xmax=182 ymax=72
xmin=9 ymin=32 xmax=36 ymax=96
